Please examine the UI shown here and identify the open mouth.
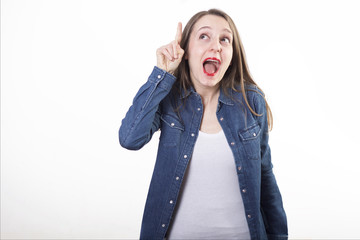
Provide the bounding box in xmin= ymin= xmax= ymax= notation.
xmin=203 ymin=57 xmax=221 ymax=76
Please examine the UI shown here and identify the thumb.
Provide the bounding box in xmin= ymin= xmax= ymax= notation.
xmin=177 ymin=44 xmax=185 ymax=58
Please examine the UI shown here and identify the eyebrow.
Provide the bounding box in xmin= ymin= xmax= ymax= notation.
xmin=197 ymin=26 xmax=232 ymax=34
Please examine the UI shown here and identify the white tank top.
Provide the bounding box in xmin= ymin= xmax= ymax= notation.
xmin=167 ymin=130 xmax=251 ymax=239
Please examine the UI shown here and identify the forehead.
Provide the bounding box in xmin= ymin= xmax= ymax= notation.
xmin=193 ymin=15 xmax=232 ymax=33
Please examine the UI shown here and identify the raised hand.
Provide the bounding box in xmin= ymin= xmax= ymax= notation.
xmin=156 ymin=22 xmax=184 ymax=74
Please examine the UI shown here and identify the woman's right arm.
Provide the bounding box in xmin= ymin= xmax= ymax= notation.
xmin=119 ymin=67 xmax=176 ymax=150
xmin=119 ymin=23 xmax=184 ymax=150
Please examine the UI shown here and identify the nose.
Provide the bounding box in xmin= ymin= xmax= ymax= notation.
xmin=210 ymin=39 xmax=221 ymax=52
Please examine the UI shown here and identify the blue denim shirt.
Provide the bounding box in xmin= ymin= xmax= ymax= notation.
xmin=119 ymin=67 xmax=288 ymax=240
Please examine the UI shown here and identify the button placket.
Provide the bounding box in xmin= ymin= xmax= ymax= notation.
xmin=159 ymin=105 xmax=202 ymax=238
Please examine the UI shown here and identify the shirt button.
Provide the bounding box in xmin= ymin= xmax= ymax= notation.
xmin=162 ymin=224 xmax=166 ymax=227
xmin=157 ymin=75 xmax=161 ymax=79
xmin=220 ymin=117 xmax=224 ymax=121
xmin=191 ymin=133 xmax=195 ymax=137
xmin=184 ymin=155 xmax=188 ymax=159
xmin=247 ymin=215 xmax=251 ymax=218
xmin=176 ymin=176 xmax=180 ymax=180
xmin=242 ymin=189 xmax=247 ymax=193
xmin=197 ymin=107 xmax=201 ymax=111
xmin=231 ymin=142 xmax=235 ymax=146
xmin=170 ymin=123 xmax=175 ymax=127
xmin=238 ymin=166 xmax=242 ymax=171
xmin=253 ymin=133 xmax=256 ymax=137
xmin=169 ymin=200 xmax=173 ymax=204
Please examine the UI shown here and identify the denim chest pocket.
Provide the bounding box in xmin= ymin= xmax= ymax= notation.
xmin=239 ymin=123 xmax=261 ymax=160
xmin=160 ymin=114 xmax=184 ymax=147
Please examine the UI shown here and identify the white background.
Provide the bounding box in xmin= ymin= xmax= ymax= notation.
xmin=1 ymin=0 xmax=360 ymax=239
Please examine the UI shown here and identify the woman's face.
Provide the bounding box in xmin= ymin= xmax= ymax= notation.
xmin=187 ymin=15 xmax=233 ymax=91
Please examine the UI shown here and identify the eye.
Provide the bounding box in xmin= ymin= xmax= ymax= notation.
xmin=221 ymin=37 xmax=231 ymax=44
xmin=199 ymin=34 xmax=209 ymax=40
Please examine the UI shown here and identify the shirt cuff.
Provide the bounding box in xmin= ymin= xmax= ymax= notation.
xmin=148 ymin=66 xmax=176 ymax=91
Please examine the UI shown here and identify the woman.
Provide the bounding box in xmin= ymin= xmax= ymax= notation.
xmin=119 ymin=9 xmax=288 ymax=240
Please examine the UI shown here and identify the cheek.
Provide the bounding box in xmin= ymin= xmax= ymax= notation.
xmin=188 ymin=57 xmax=199 ymax=71
xmin=222 ymin=49 xmax=233 ymax=69
xmin=188 ymin=41 xmax=206 ymax=61
xmin=188 ymin=52 xmax=202 ymax=69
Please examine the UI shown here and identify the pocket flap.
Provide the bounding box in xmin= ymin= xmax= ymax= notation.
xmin=160 ymin=114 xmax=185 ymax=131
xmin=239 ymin=124 xmax=261 ymax=141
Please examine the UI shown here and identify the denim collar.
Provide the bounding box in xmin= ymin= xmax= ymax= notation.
xmin=179 ymin=86 xmax=234 ymax=106
xmin=179 ymin=87 xmax=195 ymax=99
xmin=218 ymin=87 xmax=234 ymax=106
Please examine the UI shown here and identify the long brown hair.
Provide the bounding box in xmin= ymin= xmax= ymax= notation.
xmin=174 ymin=9 xmax=273 ymax=130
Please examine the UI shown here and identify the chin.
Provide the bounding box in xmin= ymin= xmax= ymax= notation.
xmin=191 ymin=69 xmax=223 ymax=89
xmin=199 ymin=77 xmax=221 ymax=88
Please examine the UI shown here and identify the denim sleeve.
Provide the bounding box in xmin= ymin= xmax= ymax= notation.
xmin=119 ymin=66 xmax=176 ymax=150
xmin=251 ymin=90 xmax=288 ymax=240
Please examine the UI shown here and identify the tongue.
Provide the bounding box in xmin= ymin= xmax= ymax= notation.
xmin=204 ymin=62 xmax=217 ymax=74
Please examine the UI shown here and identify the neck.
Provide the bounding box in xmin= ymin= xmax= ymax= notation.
xmin=195 ymin=85 xmax=220 ymax=107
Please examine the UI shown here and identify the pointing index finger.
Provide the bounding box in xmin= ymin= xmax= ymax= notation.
xmin=175 ymin=22 xmax=182 ymax=44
